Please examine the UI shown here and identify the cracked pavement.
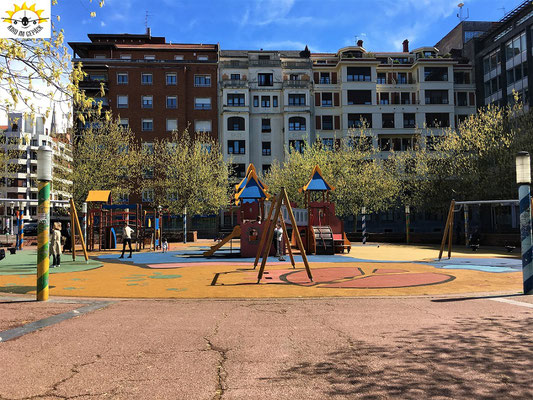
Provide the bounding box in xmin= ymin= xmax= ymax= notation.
xmin=0 ymin=296 xmax=532 ymax=399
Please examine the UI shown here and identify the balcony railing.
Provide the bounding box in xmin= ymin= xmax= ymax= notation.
xmin=249 ymin=59 xmax=281 ymax=67
xmin=222 ymin=79 xmax=248 ymax=88
xmin=282 ymin=61 xmax=312 ymax=69
xmin=220 ymin=60 xmax=249 ymax=68
xmin=283 ymin=80 xmax=310 ymax=88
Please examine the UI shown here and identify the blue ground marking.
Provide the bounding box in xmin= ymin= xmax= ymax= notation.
xmin=419 ymin=257 xmax=522 ymax=273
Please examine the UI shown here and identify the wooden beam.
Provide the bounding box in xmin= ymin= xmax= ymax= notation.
xmin=70 ymin=201 xmax=76 ymax=261
xmin=70 ymin=198 xmax=88 ymax=262
xmin=279 ymin=214 xmax=295 ymax=268
xmin=447 ymin=200 xmax=456 ymax=259
xmin=257 ymin=194 xmax=283 ymax=282
xmin=254 ymin=195 xmax=276 ymax=269
xmin=438 ymin=201 xmax=454 ymax=260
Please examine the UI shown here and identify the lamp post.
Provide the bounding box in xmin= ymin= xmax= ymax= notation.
xmin=516 ymin=151 xmax=533 ymax=294
xmin=361 ymin=206 xmax=367 ymax=245
xmin=405 ymin=205 xmax=410 ymax=244
xmin=36 ymin=146 xmax=52 ymax=301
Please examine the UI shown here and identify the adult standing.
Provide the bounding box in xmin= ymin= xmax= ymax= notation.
xmin=120 ymin=222 xmax=134 ymax=258
xmin=50 ymin=222 xmax=62 ymax=268
xmin=63 ymin=222 xmax=72 ymax=253
xmin=273 ymin=222 xmax=285 ymax=261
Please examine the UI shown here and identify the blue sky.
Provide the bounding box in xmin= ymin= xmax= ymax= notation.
xmin=55 ymin=0 xmax=524 ymax=53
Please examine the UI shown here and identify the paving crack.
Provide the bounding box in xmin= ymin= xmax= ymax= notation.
xmin=204 ymin=313 xmax=230 ymax=400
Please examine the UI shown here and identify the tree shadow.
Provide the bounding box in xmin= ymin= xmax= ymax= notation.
xmin=276 ymin=316 xmax=532 ymax=399
xmin=0 ymin=285 xmax=54 ymax=294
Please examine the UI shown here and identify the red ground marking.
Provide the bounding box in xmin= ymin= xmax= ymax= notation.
xmin=321 ymin=272 xmax=454 ymax=289
xmin=147 ymin=262 xmax=254 ymax=269
xmin=373 ymin=268 xmax=408 ymax=274
xmin=282 ymin=267 xmax=363 ymax=286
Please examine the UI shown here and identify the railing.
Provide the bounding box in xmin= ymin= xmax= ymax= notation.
xmin=220 ymin=60 xmax=249 ymax=68
xmin=282 ymin=61 xmax=312 ymax=69
xmin=222 ymin=79 xmax=248 ymax=88
xmin=265 ymin=202 xmax=308 ymax=226
xmin=283 ymin=80 xmax=310 ymax=88
xmin=249 ymin=59 xmax=282 ymax=67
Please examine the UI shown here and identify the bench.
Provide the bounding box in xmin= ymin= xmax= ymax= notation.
xmin=333 ymin=234 xmax=351 ymax=253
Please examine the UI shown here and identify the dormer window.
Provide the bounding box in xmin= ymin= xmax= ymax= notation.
xmin=259 ymin=55 xmax=270 ymax=60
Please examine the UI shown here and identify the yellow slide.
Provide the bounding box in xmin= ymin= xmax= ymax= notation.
xmin=203 ymin=225 xmax=241 ymax=257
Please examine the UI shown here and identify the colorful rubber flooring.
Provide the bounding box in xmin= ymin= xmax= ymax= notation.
xmin=0 ymin=243 xmax=524 ymax=298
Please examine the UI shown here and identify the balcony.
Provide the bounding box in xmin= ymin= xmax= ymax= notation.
xmin=79 ymin=79 xmax=108 ymax=90
xmin=249 ymin=59 xmax=281 ymax=67
xmin=282 ymin=61 xmax=312 ymax=69
xmin=220 ymin=60 xmax=249 ymax=68
xmin=283 ymin=80 xmax=311 ymax=88
xmin=222 ymin=79 xmax=248 ymax=88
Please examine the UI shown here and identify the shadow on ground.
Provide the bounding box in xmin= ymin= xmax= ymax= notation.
xmin=277 ymin=315 xmax=532 ymax=399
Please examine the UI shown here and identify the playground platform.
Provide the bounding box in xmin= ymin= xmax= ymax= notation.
xmin=0 ymin=240 xmax=523 ymax=299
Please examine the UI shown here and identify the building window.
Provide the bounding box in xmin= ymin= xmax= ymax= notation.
xmin=505 ymin=33 xmax=526 ymax=60
xmin=454 ymin=71 xmax=471 ymax=84
xmin=273 ymin=96 xmax=278 ymax=107
xmin=144 ymin=55 xmax=155 ymax=60
xmin=379 ymin=92 xmax=389 ymax=105
xmin=195 ymin=120 xmax=212 ymax=133
xmin=322 ymin=138 xmax=334 ymax=150
xmin=141 ymin=73 xmax=153 ymax=85
xmin=347 ymin=67 xmax=371 ymax=82
xmin=288 ymin=94 xmax=306 ymax=106
xmin=258 ymin=73 xmax=273 ymax=86
xmin=424 ymin=67 xmax=448 ymax=82
xmin=194 ymin=75 xmax=211 ymax=87
xmin=289 ymin=116 xmax=306 ymax=131
xmin=456 ymin=92 xmax=468 ymax=107
xmin=253 ymin=96 xmax=259 ymax=107
xmin=322 ymin=93 xmax=332 ymax=106
xmin=166 ymin=96 xmax=177 ymax=109
xmin=322 ymin=116 xmax=333 ymax=130
xmin=142 ymin=189 xmax=154 ymax=202
xmin=166 ymin=73 xmax=177 ymax=85
xmin=231 ymin=164 xmax=246 ymax=178
xmin=403 ymin=113 xmax=415 ymax=128
xmin=194 ymin=97 xmax=211 ymax=110
xmin=401 ymin=92 xmax=411 ymax=104
xmin=377 ymin=73 xmax=386 ymax=84
xmin=197 ymin=55 xmax=208 ymax=60
xmin=261 ymin=96 xmax=270 ymax=107
xmin=382 ymin=113 xmax=394 ymax=128
xmin=425 ymin=113 xmax=450 ymax=128
xmin=228 ymin=140 xmax=246 ymax=154
xmin=261 ymin=119 xmax=271 ymax=133
xmin=120 ymin=54 xmax=131 ymax=60
xmin=166 ymin=119 xmax=178 ymax=131
xmin=348 ymin=90 xmax=372 ymax=105
xmin=397 ymin=72 xmax=407 ymax=84
xmin=94 ymin=54 xmax=106 ymax=59
xmin=230 ymin=73 xmax=240 ymax=80
xmin=319 ymin=72 xmax=330 ymax=84
xmin=289 ymin=140 xmax=305 ymax=153
xmin=262 ymin=164 xmax=271 ymax=174
xmin=117 ymin=95 xmax=128 ymax=108
xmin=348 ymin=113 xmax=372 ymax=129
xmin=227 ymin=93 xmax=245 ymax=106
xmin=483 ymin=49 xmax=500 ymax=75
xmin=425 ymin=90 xmax=448 ymax=104
xmin=142 ymin=95 xmax=153 ymax=109
xmin=117 ymin=73 xmax=128 ymax=84
xmin=379 ymin=137 xmax=416 ymax=152
xmin=119 ymin=118 xmax=129 ymax=129
xmin=227 ymin=117 xmax=245 ymax=131
xmin=142 ymin=119 xmax=153 ymax=131
xmin=174 ymin=55 xmax=184 ymax=60
xmin=262 ymin=142 xmax=271 ymax=156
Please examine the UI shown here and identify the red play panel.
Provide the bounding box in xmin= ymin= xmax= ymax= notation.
xmin=321 ymin=272 xmax=454 ymax=289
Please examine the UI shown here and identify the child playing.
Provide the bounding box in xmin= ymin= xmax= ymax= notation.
xmin=162 ymin=238 xmax=169 ymax=253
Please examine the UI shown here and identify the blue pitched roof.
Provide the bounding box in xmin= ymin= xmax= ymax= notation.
xmin=301 ymin=165 xmax=334 ymax=192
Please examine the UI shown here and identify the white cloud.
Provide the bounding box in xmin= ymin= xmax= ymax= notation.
xmin=100 ymin=21 xmax=106 ymax=27
xmin=377 ymin=0 xmax=457 ymax=19
xmin=237 ymin=0 xmax=325 ymax=27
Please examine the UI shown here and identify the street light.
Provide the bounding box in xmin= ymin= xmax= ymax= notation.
xmin=516 ymin=151 xmax=533 ymax=294
xmin=36 ymin=145 xmax=52 ymax=301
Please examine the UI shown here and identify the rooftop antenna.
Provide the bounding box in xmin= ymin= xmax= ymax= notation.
xmin=144 ymin=10 xmax=152 ymax=31
xmin=497 ymin=7 xmax=506 ymax=18
xmin=457 ymin=3 xmax=469 ymax=21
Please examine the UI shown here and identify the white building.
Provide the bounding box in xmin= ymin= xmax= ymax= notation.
xmin=1 ymin=112 xmax=72 ymax=220
xmin=219 ymin=49 xmax=313 ymax=177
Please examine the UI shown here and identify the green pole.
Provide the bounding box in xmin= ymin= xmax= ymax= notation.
xmin=37 ymin=146 xmax=52 ymax=301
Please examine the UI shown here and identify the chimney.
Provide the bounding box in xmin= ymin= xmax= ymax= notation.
xmin=146 ymin=27 xmax=151 ymax=37
xmin=357 ymin=39 xmax=363 ymax=47
xmin=402 ymin=39 xmax=409 ymax=52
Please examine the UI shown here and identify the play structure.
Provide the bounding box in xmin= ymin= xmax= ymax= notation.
xmin=295 ymin=165 xmax=351 ymax=255
xmin=86 ymin=190 xmax=145 ymax=251
xmin=438 ymin=199 xmax=521 ymax=260
xmin=204 ymin=164 xmax=350 ymax=258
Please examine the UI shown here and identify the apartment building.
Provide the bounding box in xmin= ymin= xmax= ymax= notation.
xmin=218 ymin=49 xmax=312 ymax=177
xmin=311 ymin=40 xmax=476 ymax=153
xmin=0 ymin=112 xmax=72 ymax=219
xmin=69 ymin=30 xmax=218 ymax=202
xmin=470 ymin=0 xmax=533 ymax=107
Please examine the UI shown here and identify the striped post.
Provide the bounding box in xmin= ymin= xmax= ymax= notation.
xmin=405 ymin=205 xmax=410 ymax=244
xmin=519 ymin=185 xmax=533 ymax=294
xmin=361 ymin=207 xmax=367 ymax=245
xmin=37 ymin=181 xmax=51 ymax=301
xmin=17 ymin=211 xmax=24 ymax=250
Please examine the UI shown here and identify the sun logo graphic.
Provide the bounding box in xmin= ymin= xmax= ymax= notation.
xmin=2 ymin=1 xmax=50 ymax=39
